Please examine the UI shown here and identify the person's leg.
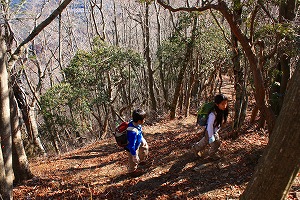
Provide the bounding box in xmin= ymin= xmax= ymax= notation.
xmin=127 ymin=151 xmax=138 ymax=173
xmin=138 ymin=137 xmax=149 ymax=162
xmin=192 ymin=130 xmax=209 ymax=156
xmin=208 ymin=133 xmax=221 ymax=156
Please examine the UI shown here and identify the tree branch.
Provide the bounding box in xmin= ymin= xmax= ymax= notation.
xmin=249 ymin=5 xmax=260 ymax=44
xmin=156 ymin=0 xmax=217 ymax=12
xmin=210 ymin=9 xmax=231 ymax=45
xmin=8 ymin=0 xmax=73 ymax=70
xmin=258 ymin=0 xmax=278 ymax=23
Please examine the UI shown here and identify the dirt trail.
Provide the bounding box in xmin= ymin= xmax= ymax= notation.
xmin=13 ymin=115 xmax=299 ymax=200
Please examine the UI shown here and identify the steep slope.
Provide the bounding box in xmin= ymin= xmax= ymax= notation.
xmin=13 ymin=115 xmax=299 ymax=199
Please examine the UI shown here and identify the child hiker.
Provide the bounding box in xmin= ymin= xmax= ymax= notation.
xmin=125 ymin=109 xmax=149 ymax=176
xmin=192 ymin=94 xmax=229 ymax=159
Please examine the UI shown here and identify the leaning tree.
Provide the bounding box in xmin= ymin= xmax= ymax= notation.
xmin=241 ymin=60 xmax=300 ymax=200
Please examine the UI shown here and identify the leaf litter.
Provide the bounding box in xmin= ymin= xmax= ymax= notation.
xmin=13 ymin=115 xmax=299 ymax=200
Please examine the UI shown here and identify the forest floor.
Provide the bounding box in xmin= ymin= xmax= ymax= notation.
xmin=13 ymin=113 xmax=300 ymax=200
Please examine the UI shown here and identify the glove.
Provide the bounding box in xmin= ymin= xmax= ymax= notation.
xmin=208 ymin=135 xmax=215 ymax=144
xmin=132 ymin=155 xmax=140 ymax=164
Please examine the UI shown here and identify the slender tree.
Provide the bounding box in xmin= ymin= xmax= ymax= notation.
xmin=144 ymin=2 xmax=157 ymax=111
xmin=170 ymin=15 xmax=198 ymax=119
xmin=231 ymin=0 xmax=248 ymax=130
xmin=112 ymin=0 xmax=119 ymax=46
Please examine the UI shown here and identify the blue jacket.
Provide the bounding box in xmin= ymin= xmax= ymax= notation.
xmin=125 ymin=120 xmax=143 ymax=156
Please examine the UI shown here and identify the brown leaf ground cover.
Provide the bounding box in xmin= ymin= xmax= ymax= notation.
xmin=13 ymin=115 xmax=300 ymax=200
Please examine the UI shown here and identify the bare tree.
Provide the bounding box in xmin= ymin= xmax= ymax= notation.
xmin=8 ymin=0 xmax=74 ymax=68
xmin=0 ymin=0 xmax=73 ymax=198
xmin=89 ymin=0 xmax=106 ymax=41
xmin=112 ymin=0 xmax=119 ymax=45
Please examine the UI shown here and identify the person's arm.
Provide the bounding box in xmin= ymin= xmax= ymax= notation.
xmin=206 ymin=112 xmax=216 ymax=143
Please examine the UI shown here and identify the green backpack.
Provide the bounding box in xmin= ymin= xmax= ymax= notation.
xmin=196 ymin=102 xmax=215 ymax=126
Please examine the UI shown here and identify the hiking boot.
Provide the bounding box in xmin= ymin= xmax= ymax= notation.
xmin=129 ymin=169 xmax=144 ymax=178
xmin=191 ymin=144 xmax=199 ymax=155
xmin=139 ymin=161 xmax=147 ymax=166
xmin=198 ymin=150 xmax=209 ymax=158
xmin=139 ymin=160 xmax=154 ymax=170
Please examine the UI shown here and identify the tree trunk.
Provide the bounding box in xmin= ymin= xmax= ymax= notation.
xmin=112 ymin=0 xmax=119 ymax=46
xmin=157 ymin=6 xmax=171 ymax=110
xmin=170 ymin=16 xmax=197 ymax=119
xmin=231 ymin=0 xmax=247 ymax=130
xmin=101 ymin=104 xmax=109 ymax=139
xmin=170 ymin=64 xmax=186 ymax=119
xmin=52 ymin=133 xmax=61 ymax=155
xmin=250 ymin=105 xmax=259 ymax=123
xmin=184 ymin=68 xmax=195 ymax=117
xmin=10 ymin=90 xmax=33 ymax=183
xmin=29 ymin=105 xmax=46 ymax=156
xmin=58 ymin=12 xmax=65 ymax=81
xmin=241 ymin=60 xmax=300 ymax=200
xmin=154 ymin=2 xmax=165 ymax=111
xmin=178 ymin=85 xmax=184 ymax=114
xmin=12 ymin=76 xmax=33 ymax=139
xmin=145 ymin=3 xmax=157 ymax=112
xmin=270 ymin=0 xmax=297 ymax=115
xmin=12 ymin=76 xmax=46 ymax=155
xmin=0 ymin=34 xmax=13 ymax=200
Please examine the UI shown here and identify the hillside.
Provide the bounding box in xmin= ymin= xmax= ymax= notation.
xmin=13 ymin=115 xmax=299 ymax=199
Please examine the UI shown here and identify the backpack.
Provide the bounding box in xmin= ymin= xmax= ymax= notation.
xmin=196 ymin=102 xmax=215 ymax=126
xmin=113 ymin=122 xmax=129 ymax=147
xmin=113 ymin=121 xmax=138 ymax=147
